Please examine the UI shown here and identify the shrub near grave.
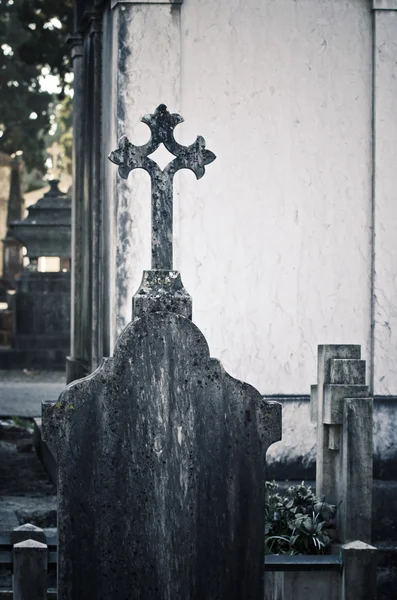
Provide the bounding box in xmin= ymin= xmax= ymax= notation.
xmin=265 ymin=481 xmax=336 ymax=556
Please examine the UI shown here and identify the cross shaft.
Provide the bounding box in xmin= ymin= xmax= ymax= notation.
xmin=108 ymin=104 xmax=216 ymax=270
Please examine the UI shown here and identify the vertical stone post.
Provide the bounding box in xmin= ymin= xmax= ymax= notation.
xmin=372 ymin=1 xmax=397 ymax=396
xmin=103 ymin=0 xmax=183 ymax=349
xmin=311 ymin=345 xmax=363 ymax=500
xmin=2 ymin=157 xmax=24 ymax=279
xmin=66 ymin=32 xmax=85 ymax=383
xmin=340 ymin=398 xmax=373 ymax=544
xmin=12 ymin=524 xmax=48 ymax=600
xmin=88 ymin=9 xmax=103 ymax=372
xmin=311 ymin=345 xmax=373 ymax=543
xmin=341 ymin=541 xmax=378 ymax=600
xmin=13 ymin=540 xmax=48 ymax=600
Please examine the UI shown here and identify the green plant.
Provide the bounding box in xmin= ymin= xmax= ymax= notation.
xmin=11 ymin=416 xmax=33 ymax=433
xmin=265 ymin=481 xmax=336 ymax=556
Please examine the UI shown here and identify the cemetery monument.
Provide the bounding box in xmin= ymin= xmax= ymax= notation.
xmin=43 ymin=106 xmax=282 ymax=599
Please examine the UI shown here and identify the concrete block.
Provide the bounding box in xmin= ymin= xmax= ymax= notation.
xmin=341 ymin=540 xmax=377 ymax=600
xmin=13 ymin=539 xmax=48 ymax=600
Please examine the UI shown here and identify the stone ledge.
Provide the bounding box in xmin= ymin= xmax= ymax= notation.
xmin=373 ymin=0 xmax=397 ymax=9
xmin=111 ymin=0 xmax=183 ymax=8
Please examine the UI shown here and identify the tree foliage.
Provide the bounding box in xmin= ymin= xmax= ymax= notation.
xmin=16 ymin=0 xmax=73 ymax=95
xmin=0 ymin=0 xmax=73 ymax=172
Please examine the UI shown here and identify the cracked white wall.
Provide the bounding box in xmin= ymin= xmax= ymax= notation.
xmin=102 ymin=0 xmax=397 ymax=396
xmin=373 ymin=10 xmax=397 ymax=396
xmin=177 ymin=0 xmax=372 ymax=395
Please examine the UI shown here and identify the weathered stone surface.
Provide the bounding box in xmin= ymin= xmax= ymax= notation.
xmin=341 ymin=541 xmax=378 ymax=600
xmin=109 ymin=104 xmax=216 ymax=270
xmin=312 ymin=344 xmax=373 ymax=544
xmin=0 ymin=271 xmax=71 ymax=369
xmin=329 ymin=358 xmax=366 ymax=386
xmin=43 ymin=311 xmax=279 ymax=600
xmin=133 ymin=269 xmax=192 ymax=320
xmin=13 ymin=539 xmax=48 ymax=600
xmin=314 ymin=345 xmax=363 ymax=499
xmin=323 ymin=384 xmax=368 ymax=425
xmin=12 ymin=524 xmax=46 ymax=545
xmin=340 ymin=398 xmax=373 ymax=543
xmin=2 ymin=157 xmax=24 ymax=280
xmin=10 ymin=180 xmax=71 ymax=260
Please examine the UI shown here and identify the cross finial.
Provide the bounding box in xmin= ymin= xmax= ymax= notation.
xmin=108 ymin=104 xmax=216 ymax=270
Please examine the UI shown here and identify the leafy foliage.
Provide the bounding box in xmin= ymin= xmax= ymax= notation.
xmin=16 ymin=0 xmax=73 ymax=95
xmin=0 ymin=0 xmax=73 ymax=171
xmin=55 ymin=95 xmax=73 ymax=176
xmin=265 ymin=481 xmax=336 ymax=555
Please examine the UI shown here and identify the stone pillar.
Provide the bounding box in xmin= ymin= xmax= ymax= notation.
xmin=2 ymin=157 xmax=24 ymax=280
xmin=12 ymin=526 xmax=48 ymax=600
xmin=101 ymin=0 xmax=183 ymax=352
xmin=312 ymin=345 xmax=362 ymax=499
xmin=311 ymin=345 xmax=373 ymax=543
xmin=341 ymin=541 xmax=378 ymax=600
xmin=372 ymin=2 xmax=397 ymax=396
xmin=66 ymin=33 xmax=85 ymax=383
xmin=89 ymin=10 xmax=103 ymax=371
xmin=70 ymin=7 xmax=103 ymax=379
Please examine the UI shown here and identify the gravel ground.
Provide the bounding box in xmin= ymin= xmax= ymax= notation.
xmin=0 ymin=418 xmax=56 ymax=531
xmin=0 ymin=370 xmax=66 ymax=418
xmin=0 ymin=369 xmax=65 ymax=384
xmin=0 ymin=371 xmax=60 ymax=531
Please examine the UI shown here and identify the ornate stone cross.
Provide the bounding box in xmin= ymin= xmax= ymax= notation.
xmin=108 ymin=104 xmax=216 ymax=270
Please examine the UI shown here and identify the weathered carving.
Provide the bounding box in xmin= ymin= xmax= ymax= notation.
xmin=108 ymin=104 xmax=216 ymax=269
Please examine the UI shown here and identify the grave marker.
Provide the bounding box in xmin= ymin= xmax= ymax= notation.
xmin=109 ymin=103 xmax=216 ymax=270
xmin=43 ymin=106 xmax=281 ymax=599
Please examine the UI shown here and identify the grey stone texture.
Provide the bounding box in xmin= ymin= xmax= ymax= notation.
xmin=2 ymin=157 xmax=24 ymax=280
xmin=133 ymin=270 xmax=192 ymax=319
xmin=109 ymin=104 xmax=216 ymax=270
xmin=66 ymin=32 xmax=86 ymax=384
xmin=283 ymin=571 xmax=339 ymax=600
xmin=1 ymin=180 xmax=72 ymax=370
xmin=10 ymin=180 xmax=71 ymax=261
xmin=43 ymin=310 xmax=281 ymax=600
xmin=341 ymin=541 xmax=378 ymax=600
xmin=12 ymin=523 xmax=47 ymax=545
xmin=0 ymin=271 xmax=71 ymax=370
xmin=311 ymin=345 xmax=373 ymax=544
xmin=13 ymin=539 xmax=48 ymax=600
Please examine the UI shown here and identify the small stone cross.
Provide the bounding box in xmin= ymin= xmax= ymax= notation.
xmin=108 ymin=104 xmax=216 ymax=270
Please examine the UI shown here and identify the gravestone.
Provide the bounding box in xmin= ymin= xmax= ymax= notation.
xmin=43 ymin=105 xmax=281 ymax=599
xmin=310 ymin=345 xmax=373 ymax=543
xmin=0 ymin=181 xmax=71 ymax=368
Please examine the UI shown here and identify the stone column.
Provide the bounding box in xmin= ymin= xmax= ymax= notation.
xmin=372 ymin=1 xmax=397 ymax=396
xmin=66 ymin=33 xmax=85 ymax=383
xmin=101 ymin=0 xmax=183 ymax=353
xmin=312 ymin=345 xmax=362 ymax=499
xmin=88 ymin=9 xmax=103 ymax=371
xmin=12 ymin=526 xmax=48 ymax=600
xmin=311 ymin=345 xmax=373 ymax=543
xmin=341 ymin=541 xmax=378 ymax=600
xmin=2 ymin=157 xmax=24 ymax=280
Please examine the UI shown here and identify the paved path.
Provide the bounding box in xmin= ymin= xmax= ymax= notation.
xmin=0 ymin=371 xmax=66 ymax=417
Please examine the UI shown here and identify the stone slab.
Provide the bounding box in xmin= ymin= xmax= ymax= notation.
xmin=43 ymin=311 xmax=280 ymax=600
xmin=323 ymin=384 xmax=368 ymax=425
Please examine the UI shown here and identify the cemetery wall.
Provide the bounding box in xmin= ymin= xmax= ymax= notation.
xmin=177 ymin=0 xmax=372 ymax=396
xmin=100 ymin=0 xmax=382 ymax=396
xmin=267 ymin=396 xmax=397 ymax=482
xmin=74 ymin=1 xmax=397 ymax=400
